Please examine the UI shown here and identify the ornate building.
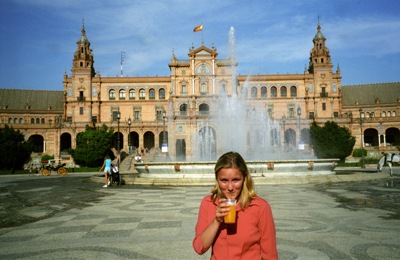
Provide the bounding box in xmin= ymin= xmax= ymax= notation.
xmin=1 ymin=22 xmax=399 ymax=163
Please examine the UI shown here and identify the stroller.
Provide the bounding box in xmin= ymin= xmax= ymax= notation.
xmin=109 ymin=164 xmax=122 ymax=186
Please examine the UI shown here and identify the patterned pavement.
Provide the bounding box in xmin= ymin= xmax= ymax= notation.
xmin=0 ymin=172 xmax=399 ymax=259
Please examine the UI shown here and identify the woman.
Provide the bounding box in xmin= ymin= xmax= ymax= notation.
xmin=99 ymin=156 xmax=112 ymax=188
xmin=193 ymin=152 xmax=278 ymax=259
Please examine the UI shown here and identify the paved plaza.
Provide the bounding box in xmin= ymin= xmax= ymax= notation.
xmin=0 ymin=170 xmax=399 ymax=259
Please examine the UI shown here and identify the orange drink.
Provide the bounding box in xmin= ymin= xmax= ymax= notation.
xmin=224 ymin=198 xmax=237 ymax=224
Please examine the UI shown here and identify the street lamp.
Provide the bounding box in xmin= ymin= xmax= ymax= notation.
xmin=359 ymin=108 xmax=365 ymax=168
xmin=128 ymin=117 xmax=131 ymax=154
xmin=117 ymin=112 xmax=121 ymax=154
xmin=281 ymin=115 xmax=286 ymax=147
xmin=162 ymin=110 xmax=168 ymax=153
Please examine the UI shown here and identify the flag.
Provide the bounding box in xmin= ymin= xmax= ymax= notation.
xmin=193 ymin=23 xmax=203 ymax=32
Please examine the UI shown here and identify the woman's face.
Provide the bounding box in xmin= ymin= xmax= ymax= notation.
xmin=217 ymin=167 xmax=244 ymax=199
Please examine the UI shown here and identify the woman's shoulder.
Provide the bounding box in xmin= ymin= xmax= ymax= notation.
xmin=250 ymin=196 xmax=271 ymax=208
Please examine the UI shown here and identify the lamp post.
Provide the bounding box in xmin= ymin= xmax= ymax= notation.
xmin=297 ymin=106 xmax=302 ymax=148
xmin=162 ymin=110 xmax=167 ymax=153
xmin=281 ymin=115 xmax=286 ymax=147
xmin=128 ymin=117 xmax=131 ymax=154
xmin=117 ymin=112 xmax=121 ymax=155
xmin=359 ymin=108 xmax=365 ymax=168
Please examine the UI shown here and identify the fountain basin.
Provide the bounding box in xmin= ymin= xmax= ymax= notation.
xmin=134 ymin=159 xmax=339 ymax=177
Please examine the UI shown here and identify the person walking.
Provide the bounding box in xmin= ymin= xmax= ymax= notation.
xmin=99 ymin=156 xmax=112 ymax=188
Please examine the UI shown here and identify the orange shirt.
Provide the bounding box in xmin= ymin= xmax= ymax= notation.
xmin=193 ymin=195 xmax=278 ymax=259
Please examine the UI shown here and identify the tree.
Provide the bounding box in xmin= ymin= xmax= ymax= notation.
xmin=70 ymin=125 xmax=114 ymax=167
xmin=309 ymin=121 xmax=356 ymax=160
xmin=0 ymin=125 xmax=33 ymax=171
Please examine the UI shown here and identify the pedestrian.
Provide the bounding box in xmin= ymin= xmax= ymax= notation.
xmin=99 ymin=156 xmax=112 ymax=188
xmin=193 ymin=151 xmax=278 ymax=259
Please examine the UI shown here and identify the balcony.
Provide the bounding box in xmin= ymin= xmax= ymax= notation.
xmin=320 ymin=92 xmax=329 ymax=98
xmin=77 ymin=97 xmax=86 ymax=102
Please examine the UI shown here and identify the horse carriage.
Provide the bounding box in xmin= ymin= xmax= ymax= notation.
xmin=41 ymin=159 xmax=68 ymax=176
xmin=377 ymin=153 xmax=400 ymax=177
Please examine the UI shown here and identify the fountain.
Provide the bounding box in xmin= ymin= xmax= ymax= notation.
xmin=132 ymin=27 xmax=338 ymax=183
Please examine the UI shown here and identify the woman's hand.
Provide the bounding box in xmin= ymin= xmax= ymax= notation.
xmin=215 ymin=198 xmax=230 ymax=223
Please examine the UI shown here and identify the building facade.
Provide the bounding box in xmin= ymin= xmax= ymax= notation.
xmin=1 ymin=23 xmax=399 ymax=163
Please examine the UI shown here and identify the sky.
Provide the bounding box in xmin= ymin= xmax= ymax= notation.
xmin=1 ymin=0 xmax=400 ymax=90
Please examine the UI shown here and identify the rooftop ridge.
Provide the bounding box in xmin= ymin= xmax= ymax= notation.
xmin=342 ymin=82 xmax=400 ymax=87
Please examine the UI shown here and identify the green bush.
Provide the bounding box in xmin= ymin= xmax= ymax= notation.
xmin=41 ymin=154 xmax=54 ymax=161
xmin=352 ymin=148 xmax=367 ymax=158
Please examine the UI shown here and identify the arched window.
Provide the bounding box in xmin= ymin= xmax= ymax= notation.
xmin=280 ymin=86 xmax=287 ymax=97
xmin=149 ymin=89 xmax=155 ymax=100
xmin=109 ymin=89 xmax=116 ymax=100
xmin=180 ymin=104 xmax=187 ymax=116
xmin=41 ymin=118 xmax=45 ymax=124
xmin=387 ymin=111 xmax=391 ymax=117
xmin=290 ymin=86 xmax=297 ymax=97
xmin=159 ymin=88 xmax=165 ymax=100
xmin=251 ymin=87 xmax=257 ymax=99
xmin=119 ymin=89 xmax=126 ymax=100
xmin=382 ymin=111 xmax=386 ymax=117
xmin=271 ymin=86 xmax=277 ymax=98
xmin=261 ymin=87 xmax=267 ymax=98
xmin=139 ymin=89 xmax=146 ymax=100
xmin=31 ymin=118 xmax=34 ymax=124
xmin=199 ymin=103 xmax=209 ymax=115
xmin=36 ymin=118 xmax=40 ymax=124
xmin=129 ymin=89 xmax=135 ymax=100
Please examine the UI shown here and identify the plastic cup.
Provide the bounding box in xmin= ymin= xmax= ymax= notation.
xmin=224 ymin=198 xmax=237 ymax=224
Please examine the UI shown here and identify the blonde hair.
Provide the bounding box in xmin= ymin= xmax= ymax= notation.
xmin=211 ymin=151 xmax=256 ymax=208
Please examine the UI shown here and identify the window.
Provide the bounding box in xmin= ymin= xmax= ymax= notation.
xmin=180 ymin=104 xmax=187 ymax=116
xmin=80 ymin=107 xmax=84 ymax=115
xmin=14 ymin=118 xmax=18 ymax=124
xmin=129 ymin=89 xmax=135 ymax=100
xmin=309 ymin=112 xmax=314 ymax=119
xmin=36 ymin=118 xmax=40 ymax=124
xmin=381 ymin=111 xmax=386 ymax=117
xmin=135 ymin=111 xmax=140 ymax=120
xmin=333 ymin=112 xmax=339 ymax=117
xmin=119 ymin=89 xmax=126 ymax=100
xmin=221 ymin=83 xmax=226 ymax=95
xmin=92 ymin=86 xmax=97 ymax=97
xmin=201 ymin=83 xmax=207 ymax=94
xmin=271 ymin=87 xmax=277 ymax=98
xmin=288 ymin=107 xmax=294 ymax=118
xmin=41 ymin=118 xmax=45 ymax=124
xmin=8 ymin=118 xmax=12 ymax=124
xmin=181 ymin=85 xmax=187 ymax=94
xmin=31 ymin=118 xmax=34 ymax=124
xmin=139 ymin=89 xmax=146 ymax=100
xmin=199 ymin=103 xmax=209 ymax=115
xmin=251 ymin=87 xmax=257 ymax=98
xmin=78 ymin=91 xmax=85 ymax=102
xmin=290 ymin=86 xmax=297 ymax=97
xmin=91 ymin=116 xmax=97 ymax=123
xmin=109 ymin=89 xmax=116 ymax=100
xmin=261 ymin=87 xmax=267 ymax=98
xmin=112 ymin=111 xmax=120 ymax=121
xmin=280 ymin=86 xmax=287 ymax=97
xmin=149 ymin=89 xmax=155 ymax=100
xmin=159 ymin=89 xmax=165 ymax=100
xmin=322 ymin=103 xmax=326 ymax=110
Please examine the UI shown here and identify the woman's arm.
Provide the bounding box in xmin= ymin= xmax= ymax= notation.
xmin=193 ymin=198 xmax=229 ymax=254
xmin=259 ymin=200 xmax=278 ymax=259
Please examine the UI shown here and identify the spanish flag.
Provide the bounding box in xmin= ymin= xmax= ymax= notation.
xmin=193 ymin=23 xmax=203 ymax=32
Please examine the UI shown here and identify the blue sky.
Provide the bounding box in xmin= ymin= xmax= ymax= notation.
xmin=1 ymin=0 xmax=400 ymax=90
